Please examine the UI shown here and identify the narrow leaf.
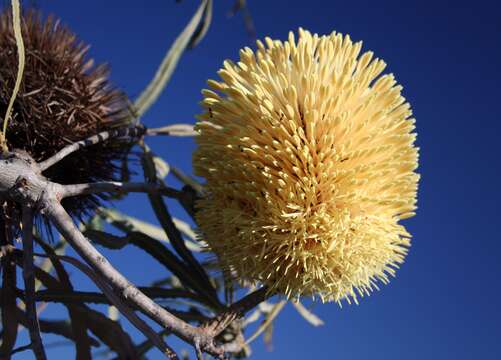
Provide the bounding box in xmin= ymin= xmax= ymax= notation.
xmin=83 ymin=229 xmax=129 ymax=250
xmin=133 ymin=0 xmax=208 ymax=117
xmin=292 ymin=301 xmax=325 ymax=327
xmin=141 ymin=146 xmax=220 ymax=308
xmin=188 ymin=0 xmax=212 ymax=48
xmin=1 ymin=0 xmax=25 ymax=150
xmin=245 ymin=301 xmax=286 ymax=345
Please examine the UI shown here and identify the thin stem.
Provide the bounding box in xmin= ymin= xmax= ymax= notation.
xmin=38 ymin=127 xmax=146 ymax=172
xmin=0 ymin=0 xmax=25 ymax=152
xmin=61 ymin=181 xmax=182 ymax=199
xmin=21 ymin=206 xmax=47 ymax=360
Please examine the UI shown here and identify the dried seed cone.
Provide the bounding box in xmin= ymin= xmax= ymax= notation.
xmin=0 ymin=9 xmax=131 ymax=219
xmin=193 ymin=29 xmax=419 ymax=303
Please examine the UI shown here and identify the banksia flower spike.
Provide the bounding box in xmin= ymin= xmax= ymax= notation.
xmin=0 ymin=9 xmax=131 ymax=219
xmin=194 ymin=28 xmax=419 ymax=303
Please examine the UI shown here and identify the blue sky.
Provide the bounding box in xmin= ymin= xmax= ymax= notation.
xmin=8 ymin=0 xmax=501 ymax=359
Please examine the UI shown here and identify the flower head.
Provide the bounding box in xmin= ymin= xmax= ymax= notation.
xmin=193 ymin=29 xmax=419 ymax=303
xmin=0 ymin=9 xmax=131 ymax=219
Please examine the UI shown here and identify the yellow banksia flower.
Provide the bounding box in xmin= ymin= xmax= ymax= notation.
xmin=193 ymin=28 xmax=419 ymax=303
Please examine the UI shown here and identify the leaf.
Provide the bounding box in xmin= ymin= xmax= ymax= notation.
xmin=35 ymin=253 xmax=169 ymax=358
xmin=188 ymin=0 xmax=213 ymax=48
xmin=80 ymin=223 xmax=213 ymax=309
xmin=0 ymin=252 xmax=19 ymax=358
xmin=108 ymin=306 xmax=120 ymax=321
xmin=170 ymin=166 xmax=205 ymax=195
xmin=133 ymin=0 xmax=209 ymax=117
xmin=245 ymin=301 xmax=286 ymax=345
xmin=83 ymin=229 xmax=129 ymax=250
xmin=291 ymin=301 xmax=325 ymax=327
xmin=263 ymin=321 xmax=273 ymax=351
xmin=99 ymin=208 xmax=201 ymax=251
xmin=35 ymin=288 xmax=203 ymax=305
xmin=150 ymin=124 xmax=198 ymax=137
xmin=141 ymin=146 xmax=220 ymax=308
xmin=86 ymin=215 xmax=105 ymax=232
xmin=14 ymin=249 xmax=136 ymax=359
xmin=14 ymin=310 xmax=100 ymax=348
xmin=127 ymin=232 xmax=206 ymax=300
xmin=153 ymin=155 xmax=170 ymax=179
xmin=32 ymin=237 xmax=93 ymax=359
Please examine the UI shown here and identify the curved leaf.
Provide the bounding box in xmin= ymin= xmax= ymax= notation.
xmin=133 ymin=0 xmax=209 ymax=117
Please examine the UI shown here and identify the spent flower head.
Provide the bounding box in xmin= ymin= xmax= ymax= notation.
xmin=0 ymin=9 xmax=132 ymax=219
xmin=194 ymin=28 xmax=419 ymax=303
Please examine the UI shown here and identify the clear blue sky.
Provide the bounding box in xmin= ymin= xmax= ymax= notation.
xmin=9 ymin=0 xmax=501 ymax=359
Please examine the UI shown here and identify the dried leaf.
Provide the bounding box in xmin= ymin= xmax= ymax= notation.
xmin=107 ymin=306 xmax=120 ymax=321
xmin=245 ymin=301 xmax=286 ymax=345
xmin=292 ymin=301 xmax=324 ymax=327
xmin=263 ymin=321 xmax=273 ymax=351
xmin=151 ymin=123 xmax=198 ymax=137
xmin=153 ymin=155 xmax=170 ymax=179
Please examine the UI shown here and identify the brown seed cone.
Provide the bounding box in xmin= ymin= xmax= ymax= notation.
xmin=0 ymin=9 xmax=133 ymax=219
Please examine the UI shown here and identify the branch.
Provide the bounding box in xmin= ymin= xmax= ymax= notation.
xmin=21 ymin=205 xmax=47 ymax=360
xmin=44 ymin=200 xmax=225 ymax=358
xmin=61 ymin=181 xmax=182 ymax=199
xmin=38 ymin=127 xmax=146 ymax=172
xmin=32 ymin=251 xmax=179 ymax=360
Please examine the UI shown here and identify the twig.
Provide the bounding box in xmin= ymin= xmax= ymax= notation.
xmin=61 ymin=181 xmax=182 ymax=199
xmin=38 ymin=127 xmax=146 ymax=171
xmin=21 ymin=205 xmax=47 ymax=360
